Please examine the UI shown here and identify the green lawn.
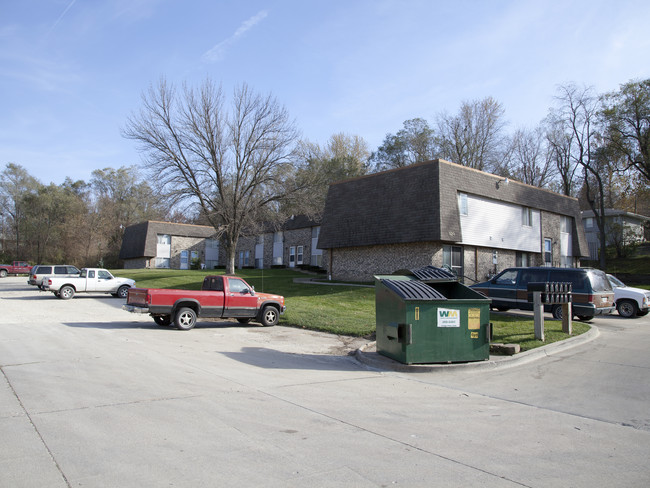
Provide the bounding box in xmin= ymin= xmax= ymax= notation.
xmin=115 ymin=268 xmax=588 ymax=349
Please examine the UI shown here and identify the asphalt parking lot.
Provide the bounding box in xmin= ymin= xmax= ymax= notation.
xmin=1 ymin=277 xmax=649 ymax=487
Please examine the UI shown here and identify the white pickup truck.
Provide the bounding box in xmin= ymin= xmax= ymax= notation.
xmin=43 ymin=268 xmax=135 ymax=300
xmin=607 ymin=274 xmax=650 ymax=318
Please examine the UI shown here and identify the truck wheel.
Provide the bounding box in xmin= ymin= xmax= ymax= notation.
xmin=154 ymin=315 xmax=172 ymax=326
xmin=260 ymin=306 xmax=279 ymax=327
xmin=175 ymin=307 xmax=197 ymax=330
xmin=617 ymin=300 xmax=638 ymax=318
xmin=0 ymin=269 xmax=7 ymax=278
xmin=59 ymin=285 xmax=75 ymax=300
xmin=116 ymin=285 xmax=130 ymax=299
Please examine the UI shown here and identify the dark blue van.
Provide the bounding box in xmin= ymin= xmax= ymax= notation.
xmin=470 ymin=267 xmax=615 ymax=320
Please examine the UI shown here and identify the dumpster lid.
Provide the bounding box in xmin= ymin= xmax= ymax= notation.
xmin=381 ymin=279 xmax=447 ymax=301
xmin=394 ymin=265 xmax=457 ymax=282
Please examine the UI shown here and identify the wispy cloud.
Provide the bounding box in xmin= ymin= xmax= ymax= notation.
xmin=45 ymin=0 xmax=78 ymax=38
xmin=202 ymin=10 xmax=268 ymax=62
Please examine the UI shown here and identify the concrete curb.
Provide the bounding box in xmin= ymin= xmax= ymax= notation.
xmin=353 ymin=325 xmax=600 ymax=373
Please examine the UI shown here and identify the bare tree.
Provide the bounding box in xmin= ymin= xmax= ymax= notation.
xmin=436 ymin=97 xmax=508 ymax=173
xmin=509 ymin=127 xmax=556 ymax=187
xmin=91 ymin=166 xmax=168 ymax=267
xmin=544 ymin=116 xmax=579 ymax=196
xmin=601 ymin=78 xmax=650 ymax=183
xmin=554 ymin=83 xmax=608 ymax=269
xmin=123 ymin=79 xmax=302 ymax=273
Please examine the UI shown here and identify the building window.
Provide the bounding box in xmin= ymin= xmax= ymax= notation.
xmin=273 ymin=232 xmax=283 ymax=266
xmin=458 ymin=193 xmax=468 ymax=216
xmin=244 ymin=250 xmax=250 ymax=267
xmin=516 ymin=251 xmax=529 ymax=267
xmin=205 ymin=239 xmax=219 ymax=269
xmin=156 ymin=234 xmax=171 ymax=268
xmin=297 ymin=246 xmax=303 ymax=265
xmin=544 ymin=238 xmax=552 ymax=266
xmin=443 ymin=245 xmax=463 ymax=279
xmin=311 ymin=226 xmax=323 ymax=267
xmin=522 ymin=207 xmax=533 ymax=227
xmin=180 ymin=250 xmax=189 ymax=270
xmin=561 ymin=216 xmax=571 ymax=233
xmin=289 ymin=246 xmax=296 ymax=267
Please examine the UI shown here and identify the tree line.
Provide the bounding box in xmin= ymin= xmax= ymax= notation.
xmin=2 ymin=78 xmax=648 ymax=272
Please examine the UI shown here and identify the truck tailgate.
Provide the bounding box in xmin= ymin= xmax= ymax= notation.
xmin=126 ymin=288 xmax=149 ymax=307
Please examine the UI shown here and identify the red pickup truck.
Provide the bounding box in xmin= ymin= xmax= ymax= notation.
xmin=123 ymin=275 xmax=286 ymax=330
xmin=0 ymin=261 xmax=32 ymax=278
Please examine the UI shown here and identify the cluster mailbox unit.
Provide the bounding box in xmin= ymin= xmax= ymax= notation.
xmin=375 ymin=266 xmax=492 ymax=364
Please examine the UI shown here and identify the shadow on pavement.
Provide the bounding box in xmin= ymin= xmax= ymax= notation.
xmin=220 ymin=347 xmax=366 ymax=371
xmin=61 ymin=320 xmax=264 ymax=330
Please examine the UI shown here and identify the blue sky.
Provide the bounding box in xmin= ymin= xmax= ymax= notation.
xmin=2 ymin=0 xmax=649 ymax=185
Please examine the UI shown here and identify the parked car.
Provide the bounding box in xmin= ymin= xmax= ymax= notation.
xmin=28 ymin=264 xmax=80 ymax=289
xmin=607 ymin=274 xmax=650 ymax=318
xmin=43 ymin=268 xmax=135 ymax=299
xmin=471 ymin=267 xmax=615 ymax=320
xmin=0 ymin=261 xmax=32 ymax=277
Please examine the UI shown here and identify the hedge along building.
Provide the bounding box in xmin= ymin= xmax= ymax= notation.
xmin=317 ymin=159 xmax=589 ymax=282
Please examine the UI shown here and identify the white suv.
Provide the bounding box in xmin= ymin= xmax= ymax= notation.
xmin=607 ymin=274 xmax=650 ymax=318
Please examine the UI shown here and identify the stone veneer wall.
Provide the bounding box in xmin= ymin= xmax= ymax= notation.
xmin=540 ymin=211 xmax=562 ymax=267
xmin=170 ymin=236 xmax=208 ymax=269
xmin=283 ymin=227 xmax=313 ymax=267
xmin=123 ymin=258 xmax=149 ymax=269
xmin=327 ymin=243 xmax=541 ymax=284
xmin=329 ymin=242 xmax=443 ymax=282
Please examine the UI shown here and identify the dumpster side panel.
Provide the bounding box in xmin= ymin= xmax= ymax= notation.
xmin=375 ymin=282 xmax=409 ymax=363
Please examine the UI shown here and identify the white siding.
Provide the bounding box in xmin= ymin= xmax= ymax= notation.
xmin=459 ymin=194 xmax=541 ymax=252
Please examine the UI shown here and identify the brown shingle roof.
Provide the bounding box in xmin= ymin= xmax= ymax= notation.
xmin=318 ymin=159 xmax=588 ymax=257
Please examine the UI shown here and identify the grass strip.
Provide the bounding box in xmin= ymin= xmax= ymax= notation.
xmin=115 ymin=268 xmax=590 ymax=348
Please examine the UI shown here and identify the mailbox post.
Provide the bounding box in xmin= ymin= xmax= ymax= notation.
xmin=528 ymin=282 xmax=572 ymax=341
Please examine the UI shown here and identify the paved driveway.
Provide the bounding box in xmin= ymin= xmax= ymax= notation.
xmin=1 ymin=277 xmax=649 ymax=487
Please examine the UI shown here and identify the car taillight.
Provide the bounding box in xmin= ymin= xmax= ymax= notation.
xmin=146 ymin=293 xmax=151 ymax=305
xmin=587 ymin=294 xmax=594 ymax=303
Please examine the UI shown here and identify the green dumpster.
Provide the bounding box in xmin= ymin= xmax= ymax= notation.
xmin=375 ymin=266 xmax=491 ymax=364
